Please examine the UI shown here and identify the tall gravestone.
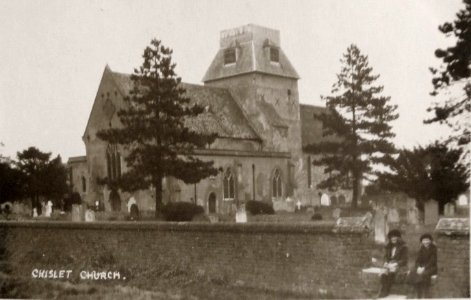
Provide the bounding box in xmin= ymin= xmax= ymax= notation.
xmin=374 ymin=207 xmax=388 ymax=243
xmin=72 ymin=204 xmax=83 ymax=222
xmin=424 ymin=200 xmax=439 ymax=225
xmin=444 ymin=202 xmax=455 ymax=217
xmin=407 ymin=206 xmax=419 ymax=225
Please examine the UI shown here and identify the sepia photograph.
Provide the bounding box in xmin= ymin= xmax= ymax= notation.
xmin=0 ymin=0 xmax=469 ymax=299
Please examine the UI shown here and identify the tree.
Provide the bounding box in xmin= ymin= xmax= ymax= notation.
xmin=17 ymin=147 xmax=50 ymax=213
xmin=97 ymin=39 xmax=218 ymax=217
xmin=44 ymin=155 xmax=68 ymax=203
xmin=426 ymin=0 xmax=471 ymax=168
xmin=0 ymin=160 xmax=24 ymax=204
xmin=304 ymin=44 xmax=398 ymax=207
xmin=16 ymin=147 xmax=68 ymax=213
xmin=378 ymin=143 xmax=468 ymax=213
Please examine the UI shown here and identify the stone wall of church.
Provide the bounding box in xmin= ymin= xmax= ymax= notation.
xmin=168 ymin=153 xmax=291 ymax=214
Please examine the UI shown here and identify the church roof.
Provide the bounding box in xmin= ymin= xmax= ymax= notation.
xmin=202 ymin=24 xmax=299 ymax=82
xmin=299 ymin=104 xmax=329 ymax=147
xmin=108 ymin=70 xmax=261 ymax=141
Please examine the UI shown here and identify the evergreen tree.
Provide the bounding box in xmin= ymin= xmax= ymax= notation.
xmin=426 ymin=0 xmax=471 ymax=167
xmin=304 ymin=45 xmax=398 ymax=207
xmin=16 ymin=147 xmax=68 ymax=213
xmin=97 ymin=39 xmax=218 ymax=217
xmin=378 ymin=143 xmax=468 ymax=213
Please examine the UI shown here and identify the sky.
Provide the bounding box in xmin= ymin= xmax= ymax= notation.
xmin=0 ymin=0 xmax=464 ymax=161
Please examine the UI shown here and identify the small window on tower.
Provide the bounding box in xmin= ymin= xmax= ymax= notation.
xmin=270 ymin=47 xmax=279 ymax=63
xmin=224 ymin=48 xmax=236 ymax=65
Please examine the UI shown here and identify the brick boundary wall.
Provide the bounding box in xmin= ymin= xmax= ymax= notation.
xmin=0 ymin=221 xmax=375 ymax=298
xmin=435 ymin=232 xmax=470 ymax=298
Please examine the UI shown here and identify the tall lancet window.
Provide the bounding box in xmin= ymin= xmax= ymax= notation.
xmin=272 ymin=168 xmax=282 ymax=199
xmin=223 ymin=168 xmax=235 ymax=200
xmin=106 ymin=144 xmax=121 ymax=181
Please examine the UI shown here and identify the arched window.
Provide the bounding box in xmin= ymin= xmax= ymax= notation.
xmin=272 ymin=169 xmax=282 ymax=199
xmin=223 ymin=168 xmax=235 ymax=200
xmin=106 ymin=145 xmax=121 ymax=180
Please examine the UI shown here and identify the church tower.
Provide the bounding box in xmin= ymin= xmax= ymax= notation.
xmin=203 ymin=24 xmax=302 ymax=155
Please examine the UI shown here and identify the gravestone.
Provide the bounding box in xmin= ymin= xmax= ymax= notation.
xmin=407 ymin=206 xmax=419 ymax=225
xmin=321 ymin=193 xmax=330 ymax=206
xmin=457 ymin=194 xmax=468 ymax=206
xmin=388 ymin=208 xmax=400 ymax=223
xmin=44 ymin=200 xmax=53 ymax=218
xmin=444 ymin=202 xmax=455 ymax=217
xmin=424 ymin=200 xmax=439 ymax=225
xmin=332 ymin=207 xmax=341 ymax=219
xmin=296 ymin=200 xmax=302 ymax=211
xmin=362 ymin=211 xmax=373 ymax=229
xmin=130 ymin=204 xmax=139 ymax=220
xmin=72 ymin=204 xmax=83 ymax=222
xmin=374 ymin=207 xmax=388 ymax=243
xmin=84 ymin=209 xmax=95 ymax=222
xmin=331 ymin=196 xmax=338 ymax=206
xmin=235 ymin=206 xmax=247 ymax=223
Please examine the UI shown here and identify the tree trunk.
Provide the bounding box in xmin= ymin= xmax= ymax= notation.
xmin=154 ymin=176 xmax=163 ymax=218
xmin=351 ymin=173 xmax=359 ymax=208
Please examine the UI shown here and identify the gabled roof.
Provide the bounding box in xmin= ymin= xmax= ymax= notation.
xmin=202 ymin=24 xmax=299 ymax=82
xmin=67 ymin=156 xmax=86 ymax=164
xmin=107 ymin=69 xmax=261 ymax=141
xmin=299 ymin=104 xmax=328 ymax=147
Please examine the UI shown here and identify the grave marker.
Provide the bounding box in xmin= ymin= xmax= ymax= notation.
xmin=424 ymin=200 xmax=439 ymax=225
xmin=444 ymin=202 xmax=455 ymax=217
xmin=374 ymin=207 xmax=388 ymax=243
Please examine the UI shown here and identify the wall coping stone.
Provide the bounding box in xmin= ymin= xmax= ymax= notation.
xmin=434 ymin=218 xmax=469 ymax=236
xmin=0 ymin=220 xmax=370 ymax=235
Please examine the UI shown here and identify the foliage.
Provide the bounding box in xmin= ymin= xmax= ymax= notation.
xmin=161 ymin=201 xmax=204 ymax=221
xmin=311 ymin=213 xmax=323 ymax=221
xmin=377 ymin=142 xmax=468 ymax=212
xmin=0 ymin=160 xmax=24 ymax=203
xmin=97 ymin=39 xmax=218 ymax=217
xmin=304 ymin=44 xmax=398 ymax=207
xmin=15 ymin=147 xmax=68 ymax=211
xmin=426 ymin=0 xmax=471 ymax=167
xmin=246 ymin=200 xmax=275 ymax=215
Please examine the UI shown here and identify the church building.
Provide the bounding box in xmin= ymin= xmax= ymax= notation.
xmin=68 ymin=24 xmax=351 ymax=214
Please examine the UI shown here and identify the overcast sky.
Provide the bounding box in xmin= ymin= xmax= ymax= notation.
xmin=0 ymin=0 xmax=464 ymax=161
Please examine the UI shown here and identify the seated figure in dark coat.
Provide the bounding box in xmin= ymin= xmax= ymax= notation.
xmin=412 ymin=233 xmax=438 ymax=298
xmin=377 ymin=229 xmax=409 ymax=298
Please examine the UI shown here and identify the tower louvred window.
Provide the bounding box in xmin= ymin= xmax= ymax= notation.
xmin=270 ymin=47 xmax=279 ymax=62
xmin=224 ymin=48 xmax=236 ymax=65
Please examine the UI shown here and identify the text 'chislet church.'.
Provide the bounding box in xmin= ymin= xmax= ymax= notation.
xmin=68 ymin=24 xmax=352 ymax=214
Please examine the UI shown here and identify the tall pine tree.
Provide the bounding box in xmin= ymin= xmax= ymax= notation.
xmin=97 ymin=39 xmax=218 ymax=217
xmin=305 ymin=45 xmax=398 ymax=207
xmin=426 ymin=0 xmax=470 ymax=168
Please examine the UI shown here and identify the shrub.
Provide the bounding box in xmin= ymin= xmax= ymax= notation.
xmin=246 ymin=200 xmax=275 ymax=215
xmin=161 ymin=202 xmax=204 ymax=221
xmin=311 ymin=213 xmax=323 ymax=220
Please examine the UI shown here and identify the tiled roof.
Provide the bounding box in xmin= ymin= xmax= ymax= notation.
xmin=202 ymin=40 xmax=299 ymax=82
xmin=109 ymin=70 xmax=260 ymax=140
xmin=67 ymin=156 xmax=86 ymax=164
